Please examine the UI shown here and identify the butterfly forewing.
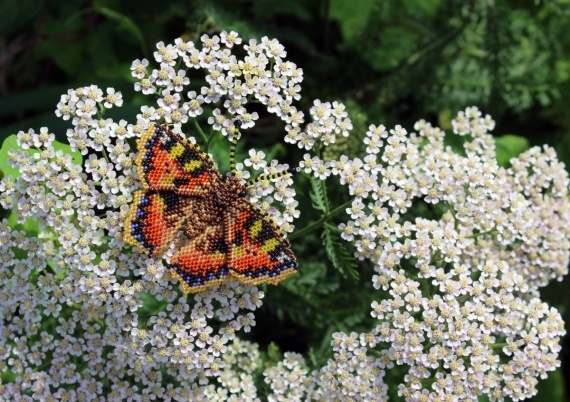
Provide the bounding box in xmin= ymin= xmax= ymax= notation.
xmin=124 ymin=190 xmax=194 ymax=256
xmin=135 ymin=125 xmax=219 ymax=196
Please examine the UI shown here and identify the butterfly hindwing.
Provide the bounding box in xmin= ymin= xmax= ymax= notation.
xmin=225 ymin=199 xmax=297 ymax=286
xmin=166 ymin=197 xmax=297 ymax=293
xmin=169 ymin=219 xmax=230 ymax=293
xmin=136 ymin=125 xmax=220 ymax=196
xmin=124 ymin=190 xmax=194 ymax=257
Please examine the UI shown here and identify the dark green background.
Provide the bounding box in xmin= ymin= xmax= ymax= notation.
xmin=1 ymin=0 xmax=569 ymax=400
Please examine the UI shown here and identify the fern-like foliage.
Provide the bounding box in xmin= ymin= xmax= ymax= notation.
xmin=309 ymin=174 xmax=328 ymax=213
xmin=322 ymin=222 xmax=359 ymax=281
xmin=309 ymin=175 xmax=359 ymax=281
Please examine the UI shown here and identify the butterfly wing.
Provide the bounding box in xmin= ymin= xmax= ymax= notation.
xmin=167 ymin=197 xmax=297 ymax=293
xmin=125 ymin=124 xmax=223 ymax=255
xmin=169 ymin=210 xmax=230 ymax=294
xmin=135 ymin=124 xmax=220 ymax=196
xmin=225 ymin=199 xmax=297 ymax=286
xmin=124 ymin=190 xmax=194 ymax=256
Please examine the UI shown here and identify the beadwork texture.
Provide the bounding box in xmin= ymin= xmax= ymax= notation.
xmin=124 ymin=124 xmax=297 ymax=293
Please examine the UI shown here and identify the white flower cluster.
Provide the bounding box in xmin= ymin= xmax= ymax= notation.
xmin=313 ymin=332 xmax=388 ymax=401
xmin=188 ymin=338 xmax=263 ymax=401
xmin=0 ymin=32 xmax=311 ymax=400
xmin=264 ymin=352 xmax=314 ymax=401
xmin=1 ymin=26 xmax=568 ymax=401
xmin=52 ymin=33 xmax=305 ymax=233
xmin=302 ymin=107 xmax=568 ymax=401
xmin=0 ymin=203 xmax=268 ymax=400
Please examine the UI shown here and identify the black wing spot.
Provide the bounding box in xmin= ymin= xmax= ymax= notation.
xmin=212 ymin=238 xmax=228 ymax=254
xmin=258 ymin=221 xmax=274 ymax=241
xmin=159 ymin=191 xmax=179 ymax=211
xmin=173 ymin=177 xmax=190 ymax=187
xmin=179 ymin=148 xmax=198 ymax=164
xmin=233 ymin=230 xmax=244 ymax=246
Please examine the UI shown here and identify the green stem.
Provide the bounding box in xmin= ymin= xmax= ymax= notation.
xmin=205 ymin=129 xmax=219 ymax=153
xmin=44 ymin=264 xmax=56 ymax=275
xmin=289 ymin=198 xmax=353 ymax=241
xmin=40 ymin=235 xmax=59 ymax=241
xmin=192 ymin=118 xmax=209 ymax=148
xmin=445 ymin=201 xmax=459 ymax=230
xmin=429 ymin=250 xmax=441 ymax=265
xmin=468 ymin=229 xmax=498 ymax=238
xmin=101 ymin=147 xmax=110 ymax=164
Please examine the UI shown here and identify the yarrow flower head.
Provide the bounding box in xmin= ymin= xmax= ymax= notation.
xmin=0 ymin=31 xmax=310 ymax=400
xmin=0 ymin=24 xmax=567 ymax=402
xmin=307 ymin=107 xmax=569 ymax=401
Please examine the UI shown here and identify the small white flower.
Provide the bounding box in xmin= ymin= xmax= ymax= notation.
xmin=104 ymin=88 xmax=123 ymax=108
xmin=244 ymin=149 xmax=267 ymax=170
xmin=131 ymin=58 xmax=149 ymax=79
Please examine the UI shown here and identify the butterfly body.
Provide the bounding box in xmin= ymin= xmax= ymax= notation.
xmin=124 ymin=124 xmax=297 ymax=293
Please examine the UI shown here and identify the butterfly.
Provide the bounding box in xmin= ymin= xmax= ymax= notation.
xmin=124 ymin=123 xmax=297 ymax=293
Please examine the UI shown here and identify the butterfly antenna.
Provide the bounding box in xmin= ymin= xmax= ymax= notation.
xmin=246 ymin=166 xmax=298 ymax=187
xmin=229 ymin=136 xmax=238 ymax=175
xmin=229 ymin=120 xmax=242 ymax=175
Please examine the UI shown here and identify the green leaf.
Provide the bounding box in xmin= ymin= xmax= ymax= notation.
xmin=52 ymin=138 xmax=83 ymax=166
xmin=0 ymin=134 xmax=82 ymax=181
xmin=207 ymin=130 xmax=232 ymax=173
xmin=309 ymin=175 xmax=327 ymax=213
xmin=49 ymin=39 xmax=84 ymax=77
xmin=405 ymin=0 xmax=441 ymax=18
xmin=329 ymin=0 xmax=375 ymax=39
xmin=266 ymin=342 xmax=282 ymax=365
xmin=0 ymin=134 xmax=34 ymax=180
xmin=7 ymin=212 xmax=39 ymax=236
xmin=138 ymin=292 xmax=167 ymax=317
xmin=91 ymin=6 xmax=148 ymax=57
xmin=322 ymin=222 xmax=359 ymax=281
xmin=495 ymin=134 xmax=530 ymax=167
xmin=534 ymin=368 xmax=565 ymax=402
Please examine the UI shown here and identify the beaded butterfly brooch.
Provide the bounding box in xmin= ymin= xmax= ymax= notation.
xmin=124 ymin=123 xmax=297 ymax=293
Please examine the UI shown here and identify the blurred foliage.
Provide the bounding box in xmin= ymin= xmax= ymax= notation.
xmin=2 ymin=0 xmax=570 ymax=399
